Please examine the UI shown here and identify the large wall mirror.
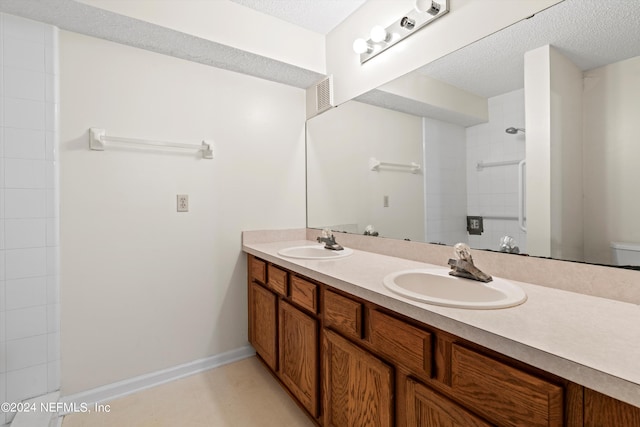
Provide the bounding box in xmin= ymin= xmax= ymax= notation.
xmin=307 ymin=0 xmax=640 ymax=268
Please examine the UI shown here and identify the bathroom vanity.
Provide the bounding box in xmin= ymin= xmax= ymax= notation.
xmin=243 ymin=231 xmax=640 ymax=427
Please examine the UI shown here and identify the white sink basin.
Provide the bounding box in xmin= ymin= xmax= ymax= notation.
xmin=278 ymin=245 xmax=354 ymax=260
xmin=383 ymin=268 xmax=527 ymax=309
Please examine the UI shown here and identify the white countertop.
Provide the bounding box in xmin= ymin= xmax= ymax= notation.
xmin=243 ymin=239 xmax=640 ymax=408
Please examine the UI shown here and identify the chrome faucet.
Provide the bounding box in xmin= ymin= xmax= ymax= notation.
xmin=499 ymin=235 xmax=520 ymax=254
xmin=448 ymin=243 xmax=492 ymax=282
xmin=317 ymin=228 xmax=344 ymax=251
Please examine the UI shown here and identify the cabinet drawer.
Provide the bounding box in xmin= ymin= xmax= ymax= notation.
xmin=250 ymin=257 xmax=266 ymax=284
xmin=267 ymin=264 xmax=287 ymax=296
xmin=406 ymin=378 xmax=492 ymax=427
xmin=290 ymin=276 xmax=318 ymax=313
xmin=323 ymin=290 xmax=362 ymax=340
xmin=451 ymin=344 xmax=563 ymax=427
xmin=369 ymin=309 xmax=432 ymax=377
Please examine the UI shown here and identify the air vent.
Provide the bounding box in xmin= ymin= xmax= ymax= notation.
xmin=315 ymin=76 xmax=334 ymax=114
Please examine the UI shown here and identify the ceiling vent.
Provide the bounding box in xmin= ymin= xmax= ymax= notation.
xmin=315 ymin=75 xmax=334 ymax=114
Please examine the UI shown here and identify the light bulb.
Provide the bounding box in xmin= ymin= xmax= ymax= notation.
xmin=415 ymin=0 xmax=441 ymax=15
xmin=370 ymin=25 xmax=389 ymax=43
xmin=352 ymin=38 xmax=371 ymax=54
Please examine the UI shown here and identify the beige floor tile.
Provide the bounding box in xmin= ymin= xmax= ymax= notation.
xmin=62 ymin=357 xmax=314 ymax=427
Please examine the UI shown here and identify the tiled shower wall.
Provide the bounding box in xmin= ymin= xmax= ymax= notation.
xmin=466 ymin=89 xmax=527 ymax=253
xmin=423 ymin=116 xmax=468 ymax=245
xmin=0 ymin=13 xmax=60 ymax=426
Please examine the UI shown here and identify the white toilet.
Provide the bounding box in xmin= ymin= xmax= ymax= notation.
xmin=610 ymin=242 xmax=640 ymax=266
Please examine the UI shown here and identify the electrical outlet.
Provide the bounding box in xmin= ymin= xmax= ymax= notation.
xmin=177 ymin=194 xmax=189 ymax=212
xmin=383 ymin=195 xmax=389 ymax=207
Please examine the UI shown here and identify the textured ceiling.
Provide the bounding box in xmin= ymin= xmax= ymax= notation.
xmin=417 ymin=0 xmax=640 ymax=98
xmin=228 ymin=0 xmax=366 ymax=34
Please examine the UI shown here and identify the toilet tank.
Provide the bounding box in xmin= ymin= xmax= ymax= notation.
xmin=610 ymin=242 xmax=640 ymax=266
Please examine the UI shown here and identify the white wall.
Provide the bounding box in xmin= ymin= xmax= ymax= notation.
xmin=549 ymin=46 xmax=583 ymax=262
xmin=525 ymin=45 xmax=583 ymax=261
xmin=583 ymin=56 xmax=640 ymax=264
xmin=59 ymin=32 xmax=306 ymax=394
xmin=307 ymin=101 xmax=424 ymax=241
xmin=423 ymin=117 xmax=467 ymax=245
xmin=0 ymin=13 xmax=60 ymax=427
xmin=466 ymin=89 xmax=527 ymax=252
xmin=326 ymin=0 xmax=563 ymax=105
xmin=525 ymin=45 xmax=551 ymax=257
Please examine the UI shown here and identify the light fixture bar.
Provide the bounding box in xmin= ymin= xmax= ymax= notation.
xmin=358 ymin=0 xmax=449 ymax=64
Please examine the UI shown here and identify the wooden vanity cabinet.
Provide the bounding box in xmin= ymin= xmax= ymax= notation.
xmin=246 ymin=255 xmax=640 ymax=427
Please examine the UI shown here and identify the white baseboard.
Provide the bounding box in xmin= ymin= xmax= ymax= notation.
xmin=58 ymin=346 xmax=255 ymax=415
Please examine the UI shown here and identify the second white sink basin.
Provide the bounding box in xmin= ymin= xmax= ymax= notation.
xmin=278 ymin=245 xmax=354 ymax=260
xmin=383 ymin=268 xmax=527 ymax=309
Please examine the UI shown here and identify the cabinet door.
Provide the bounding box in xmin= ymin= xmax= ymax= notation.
xmin=585 ymin=389 xmax=640 ymax=427
xmin=323 ymin=329 xmax=393 ymax=427
xmin=279 ymin=301 xmax=319 ymax=417
xmin=249 ymin=282 xmax=278 ymax=371
xmin=406 ymin=378 xmax=491 ymax=427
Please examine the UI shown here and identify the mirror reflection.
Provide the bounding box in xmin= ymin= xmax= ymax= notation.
xmin=306 ymin=0 xmax=640 ymax=268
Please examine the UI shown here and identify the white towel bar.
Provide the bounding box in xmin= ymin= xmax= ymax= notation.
xmin=518 ymin=159 xmax=527 ymax=232
xmin=476 ymin=159 xmax=522 ymax=171
xmin=89 ymin=128 xmax=213 ymax=159
xmin=369 ymin=157 xmax=421 ymax=173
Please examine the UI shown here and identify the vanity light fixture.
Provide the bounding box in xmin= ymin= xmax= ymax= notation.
xmin=370 ymin=25 xmax=391 ymax=43
xmin=353 ymin=0 xmax=449 ymax=64
xmin=352 ymin=38 xmax=373 ymax=54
